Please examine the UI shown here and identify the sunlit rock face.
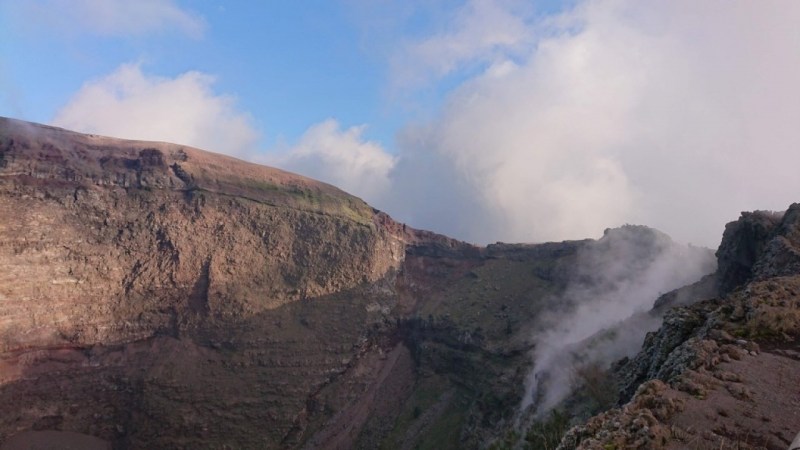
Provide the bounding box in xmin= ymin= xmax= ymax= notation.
xmin=0 ymin=117 xmax=418 ymax=448
xmin=0 ymin=117 xmax=409 ymax=351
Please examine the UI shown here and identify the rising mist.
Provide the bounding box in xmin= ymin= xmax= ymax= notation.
xmin=521 ymin=225 xmax=716 ymax=414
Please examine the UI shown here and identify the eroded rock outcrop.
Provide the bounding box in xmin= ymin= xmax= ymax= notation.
xmin=558 ymin=205 xmax=800 ymax=450
xmin=716 ymin=205 xmax=800 ymax=295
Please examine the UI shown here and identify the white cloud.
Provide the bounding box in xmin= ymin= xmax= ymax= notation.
xmin=390 ymin=0 xmax=535 ymax=90
xmin=266 ymin=120 xmax=396 ymax=204
xmin=46 ymin=0 xmax=800 ymax=250
xmin=53 ymin=63 xmax=259 ymax=158
xmin=12 ymin=0 xmax=205 ymax=38
xmin=333 ymin=0 xmax=800 ymax=247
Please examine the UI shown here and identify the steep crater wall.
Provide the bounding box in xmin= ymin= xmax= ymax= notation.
xmin=0 ymin=118 xmax=406 ymax=351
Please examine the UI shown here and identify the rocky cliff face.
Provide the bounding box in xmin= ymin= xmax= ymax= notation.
xmin=0 ymin=118 xmax=408 ymax=352
xmin=0 ymin=118 xmax=497 ymax=449
xmin=0 ymin=118 xmax=719 ymax=450
xmin=0 ymin=118 xmax=425 ymax=449
xmin=718 ymin=206 xmax=800 ymax=295
xmin=557 ymin=205 xmax=800 ymax=450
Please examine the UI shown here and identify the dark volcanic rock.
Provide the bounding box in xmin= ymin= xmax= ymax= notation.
xmin=651 ymin=273 xmax=717 ymax=314
xmin=716 ymin=208 xmax=784 ymax=295
xmin=751 ymin=203 xmax=800 ymax=281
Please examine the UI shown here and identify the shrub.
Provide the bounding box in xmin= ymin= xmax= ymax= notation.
xmin=526 ymin=409 xmax=570 ymax=450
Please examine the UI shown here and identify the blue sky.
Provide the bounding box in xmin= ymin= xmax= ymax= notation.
xmin=2 ymin=1 xmax=393 ymax=146
xmin=2 ymin=1 xmax=800 ymax=248
xmin=1 ymin=0 xmax=556 ymax=149
xmin=0 ymin=0 xmax=572 ymax=149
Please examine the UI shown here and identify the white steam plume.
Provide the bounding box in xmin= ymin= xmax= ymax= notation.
xmin=520 ymin=226 xmax=716 ymax=413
